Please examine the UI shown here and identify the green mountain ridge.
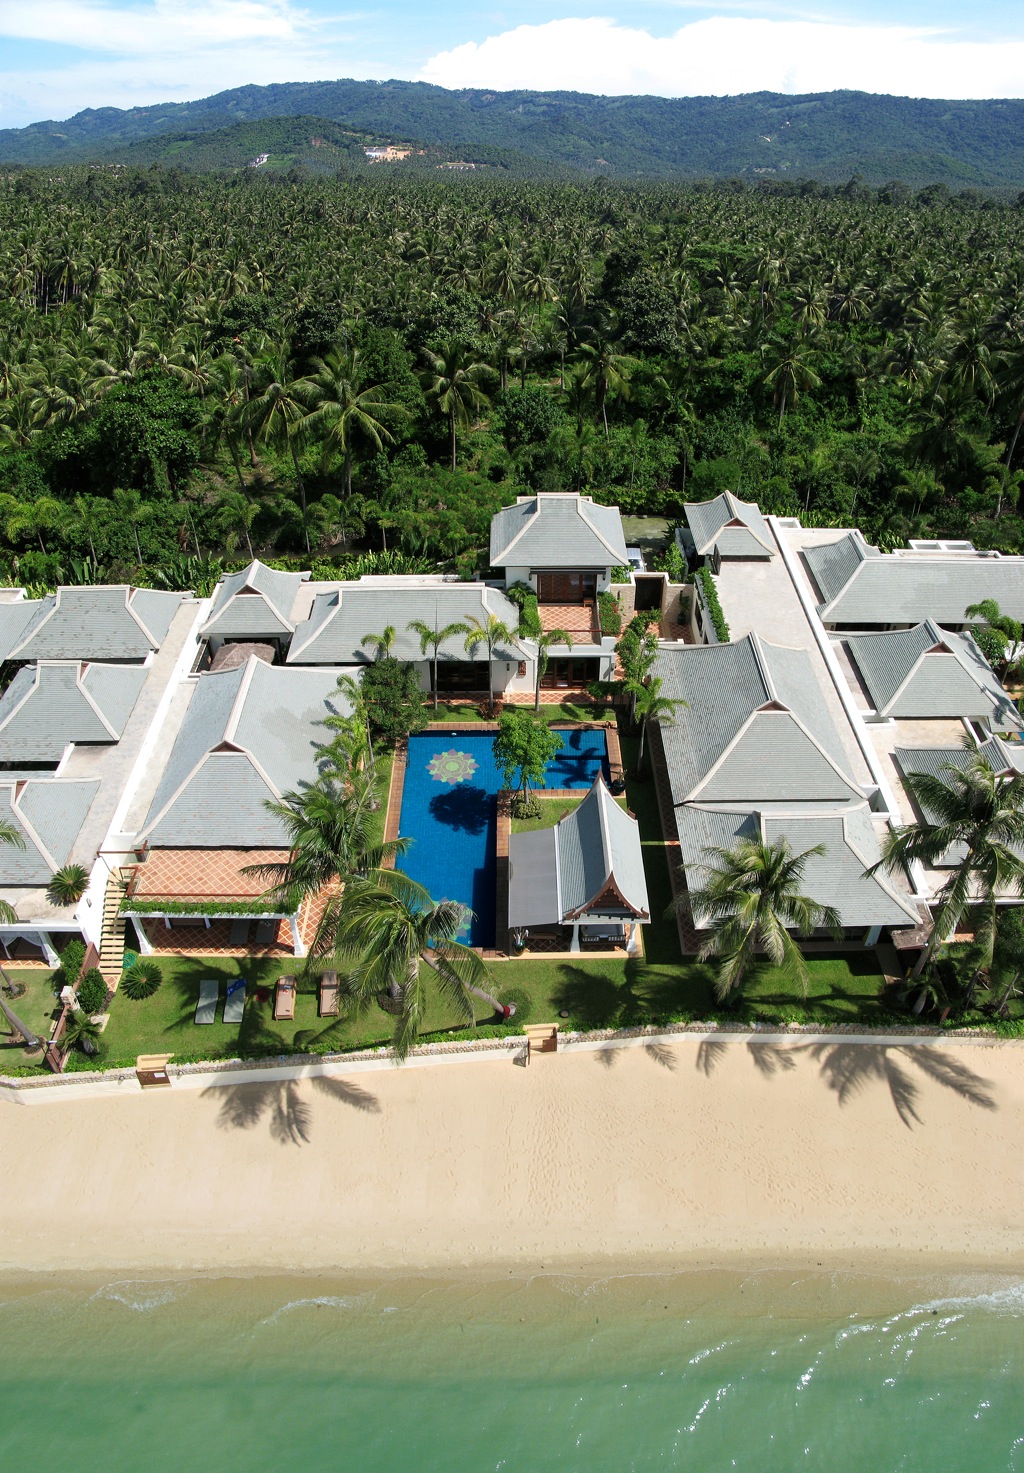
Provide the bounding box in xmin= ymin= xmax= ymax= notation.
xmin=4 ymin=78 xmax=1024 ymax=185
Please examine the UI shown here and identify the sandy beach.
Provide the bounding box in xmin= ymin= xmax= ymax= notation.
xmin=2 ymin=1034 xmax=1023 ymax=1274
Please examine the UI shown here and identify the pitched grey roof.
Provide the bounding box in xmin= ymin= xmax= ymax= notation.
xmin=843 ymin=621 xmax=1021 ymax=726
xmin=139 ymin=658 xmax=355 ymax=847
xmin=684 ymin=492 xmax=774 ymax=559
xmin=287 ymin=582 xmax=523 ymax=665
xmin=0 ymin=662 xmax=147 ymax=763
xmin=0 ymin=599 xmax=43 ymax=660
xmin=0 ymin=779 xmax=100 ymax=884
xmin=653 ymin=634 xmax=862 ymax=807
xmin=760 ymin=808 xmax=919 ymax=927
xmin=980 ymin=735 xmax=1024 ymax=773
xmin=804 ymin=534 xmax=1024 ymax=626
xmin=489 ymin=494 xmax=628 ymax=568
xmin=201 ymin=560 xmax=309 ymax=641
xmin=9 ymin=586 xmax=184 ymax=661
xmin=507 ymin=777 xmax=649 ymax=927
xmin=676 ymin=802 xmax=917 ymax=929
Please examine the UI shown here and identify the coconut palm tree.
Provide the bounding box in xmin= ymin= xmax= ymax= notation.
xmin=361 ymin=626 xmax=396 ymax=662
xmin=634 ymin=677 xmax=685 ymax=776
xmin=533 ymin=627 xmax=572 ymax=711
xmin=317 ymin=870 xmax=504 ymax=1059
xmin=681 ymin=837 xmax=842 ymax=1003
xmin=407 ymin=615 xmax=468 ymax=711
xmin=420 ymin=340 xmax=493 ymax=470
xmin=463 ymin=613 xmax=516 ymax=714
xmin=869 ymin=752 xmax=1024 ymax=986
xmin=297 ymin=348 xmax=398 ymax=498
xmin=964 ymin=599 xmax=1023 ymax=681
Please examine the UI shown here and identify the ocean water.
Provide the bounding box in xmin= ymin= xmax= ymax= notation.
xmin=2 ymin=1269 xmax=1022 ymax=1473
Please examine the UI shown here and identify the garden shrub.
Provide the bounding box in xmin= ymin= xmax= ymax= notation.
xmin=56 ymin=938 xmax=86 ymax=989
xmin=697 ymin=567 xmax=730 ymax=642
xmin=76 ymin=969 xmax=108 ymax=1015
xmin=121 ymin=960 xmax=162 ymax=1000
xmin=598 ymin=591 xmax=622 ymax=636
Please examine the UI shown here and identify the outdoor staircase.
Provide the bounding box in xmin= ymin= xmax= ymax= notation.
xmin=98 ymin=867 xmax=133 ymax=990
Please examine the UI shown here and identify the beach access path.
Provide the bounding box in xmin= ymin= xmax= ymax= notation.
xmin=2 ymin=1034 xmax=1022 ymax=1273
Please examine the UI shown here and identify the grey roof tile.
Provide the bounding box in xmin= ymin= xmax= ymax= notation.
xmin=684 ymin=492 xmax=774 ymax=558
xmin=0 ymin=662 xmax=145 ymax=762
xmin=0 ymin=779 xmax=100 ymax=883
xmin=140 ymin=658 xmax=356 ymax=847
xmin=805 ymin=536 xmax=1024 ymax=626
xmin=288 ymin=583 xmax=522 ymax=664
xmin=9 ymin=586 xmax=175 ymax=661
xmin=653 ymin=634 xmax=860 ymax=806
xmin=0 ymin=600 xmax=42 ymax=660
xmin=489 ymin=494 xmax=627 ymax=568
xmin=201 ymin=559 xmax=309 ymax=641
xmin=844 ymin=621 xmax=1019 ymax=725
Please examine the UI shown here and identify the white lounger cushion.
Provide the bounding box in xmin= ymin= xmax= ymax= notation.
xmin=195 ymin=980 xmax=219 ymax=1025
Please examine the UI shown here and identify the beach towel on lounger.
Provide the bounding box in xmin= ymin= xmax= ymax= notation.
xmin=195 ymin=980 xmax=219 ymax=1025
xmin=224 ymin=979 xmax=246 ymax=1024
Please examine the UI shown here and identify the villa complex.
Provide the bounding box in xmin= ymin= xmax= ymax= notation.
xmin=0 ymin=489 xmax=1019 ymax=1027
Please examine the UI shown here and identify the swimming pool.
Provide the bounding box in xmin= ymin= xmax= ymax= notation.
xmin=397 ymin=728 xmax=609 ymax=947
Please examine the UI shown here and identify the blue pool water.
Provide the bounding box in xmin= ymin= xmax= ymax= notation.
xmin=397 ymin=729 xmax=609 ymax=946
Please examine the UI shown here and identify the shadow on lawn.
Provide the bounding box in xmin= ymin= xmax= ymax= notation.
xmin=159 ymin=962 xmax=301 ymax=1059
xmin=551 ymin=959 xmax=715 ymax=1030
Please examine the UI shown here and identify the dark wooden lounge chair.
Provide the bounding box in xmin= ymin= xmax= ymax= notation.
xmin=318 ymin=971 xmax=340 ymax=1016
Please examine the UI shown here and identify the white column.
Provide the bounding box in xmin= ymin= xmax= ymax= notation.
xmin=569 ymin=922 xmax=580 ymax=953
xmin=626 ymin=922 xmax=640 ymax=955
xmin=288 ymin=915 xmax=307 ymax=958
xmin=136 ymin=919 xmax=153 ymax=955
xmin=864 ymin=925 xmax=881 ymax=947
xmin=38 ymin=931 xmax=59 ymax=967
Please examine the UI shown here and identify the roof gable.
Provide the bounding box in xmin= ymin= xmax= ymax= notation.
xmin=693 ymin=710 xmax=862 ymax=804
xmin=489 ymin=493 xmax=627 ymax=568
xmin=287 ymin=583 xmax=522 ymax=665
xmin=201 ymin=559 xmax=309 ymax=640
xmin=845 ymin=620 xmax=1019 ymax=723
xmin=684 ymin=492 xmax=774 ymax=558
xmin=9 ymin=586 xmax=174 ymax=662
xmin=0 ymin=778 xmax=100 ymax=884
xmin=556 ymin=777 xmax=649 ymax=919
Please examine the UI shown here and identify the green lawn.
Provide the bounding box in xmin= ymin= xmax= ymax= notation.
xmin=510 ymin=794 xmax=628 ymax=834
xmin=0 ymin=968 xmax=61 ymax=1069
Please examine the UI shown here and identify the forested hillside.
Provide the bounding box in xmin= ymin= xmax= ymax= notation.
xmin=1 ymin=167 xmax=1023 ymax=595
xmin=5 ymin=81 xmax=1024 ymax=186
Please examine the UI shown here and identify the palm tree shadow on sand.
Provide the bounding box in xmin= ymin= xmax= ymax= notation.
xmin=202 ymin=1075 xmax=380 ymax=1145
xmin=691 ymin=1037 xmax=997 ymax=1128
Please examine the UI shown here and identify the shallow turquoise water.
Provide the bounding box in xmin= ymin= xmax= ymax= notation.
xmin=2 ymin=1270 xmax=1022 ymax=1473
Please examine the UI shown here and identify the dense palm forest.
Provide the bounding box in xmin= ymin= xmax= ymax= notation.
xmin=2 ymin=166 xmax=1024 ymax=593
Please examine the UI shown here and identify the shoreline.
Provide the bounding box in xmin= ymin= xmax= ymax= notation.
xmin=2 ymin=1035 xmax=1022 ymax=1277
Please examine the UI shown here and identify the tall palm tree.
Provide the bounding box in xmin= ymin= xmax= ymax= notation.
xmin=420 ymin=340 xmax=493 ymax=470
xmin=318 ymin=870 xmax=503 ymax=1059
xmin=634 ymin=677 xmax=685 ymax=776
xmin=407 ymin=615 xmax=468 ymax=711
xmin=761 ymin=337 xmax=823 ymax=426
xmin=297 ymin=349 xmax=398 ymax=498
xmin=964 ymin=599 xmax=1023 ymax=681
xmin=869 ymin=753 xmax=1024 ymax=984
xmin=463 ymin=613 xmax=516 ymax=714
xmin=682 ymin=837 xmax=842 ymax=1003
xmin=533 ymin=627 xmax=572 ymax=711
xmin=576 ymin=333 xmax=632 ymax=438
xmin=244 ymin=347 xmax=312 ymax=550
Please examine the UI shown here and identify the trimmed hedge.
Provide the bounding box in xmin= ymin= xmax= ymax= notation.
xmin=77 ymin=969 xmax=108 ymax=1015
xmin=598 ymin=590 xmax=622 ymax=636
xmin=698 ymin=567 xmax=730 ymax=642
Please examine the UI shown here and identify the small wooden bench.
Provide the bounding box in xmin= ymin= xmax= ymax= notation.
xmin=136 ymin=1053 xmax=173 ymax=1089
xmin=523 ymin=1024 xmax=559 ymax=1063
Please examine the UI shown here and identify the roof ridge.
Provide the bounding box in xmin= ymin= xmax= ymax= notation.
xmin=8 ymin=784 xmax=59 ymax=871
xmin=494 ymin=496 xmax=541 ymax=563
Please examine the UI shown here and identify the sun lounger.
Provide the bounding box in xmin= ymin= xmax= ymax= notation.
xmin=195 ymin=980 xmax=219 ymax=1025
xmin=229 ymin=919 xmax=250 ymax=947
xmin=274 ymin=975 xmax=296 ymax=1021
xmin=224 ymin=979 xmax=246 ymax=1024
xmin=254 ymin=918 xmax=278 ymax=945
xmin=318 ymin=970 xmax=340 ymax=1017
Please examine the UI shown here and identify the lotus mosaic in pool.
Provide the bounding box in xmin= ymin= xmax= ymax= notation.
xmin=397 ymin=729 xmax=609 ymax=947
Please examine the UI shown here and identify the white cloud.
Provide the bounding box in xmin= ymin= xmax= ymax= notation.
xmin=0 ymin=0 xmax=308 ymax=55
xmin=418 ymin=16 xmax=1024 ymax=99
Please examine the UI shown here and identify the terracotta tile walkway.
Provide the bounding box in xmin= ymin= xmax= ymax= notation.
xmin=138 ymin=917 xmax=294 ymax=958
xmin=539 ymin=603 xmax=601 ymax=640
xmin=130 ymin=848 xmax=288 ymax=901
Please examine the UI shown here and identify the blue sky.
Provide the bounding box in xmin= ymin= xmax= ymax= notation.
xmin=2 ymin=0 xmax=1024 ymax=129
